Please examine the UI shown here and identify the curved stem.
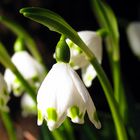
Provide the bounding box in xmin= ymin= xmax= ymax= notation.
xmin=76 ymin=39 xmax=128 ymax=140
xmin=106 ymin=37 xmax=128 ymax=123
xmin=63 ymin=119 xmax=75 ymax=140
xmin=52 ymin=130 xmax=66 ymax=140
xmin=0 ymin=112 xmax=17 ymax=140
xmin=14 ymin=69 xmax=36 ymax=102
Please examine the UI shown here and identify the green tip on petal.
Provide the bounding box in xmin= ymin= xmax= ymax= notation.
xmin=32 ymin=75 xmax=39 ymax=83
xmin=37 ymin=109 xmax=43 ymax=125
xmin=68 ymin=106 xmax=84 ymax=124
xmin=69 ymin=106 xmax=79 ymax=119
xmin=0 ymin=98 xmax=5 ymax=106
xmin=93 ymin=112 xmax=101 ymax=129
xmin=69 ymin=106 xmax=83 ymax=118
xmin=47 ymin=108 xmax=57 ymax=121
xmin=93 ymin=111 xmax=99 ymax=122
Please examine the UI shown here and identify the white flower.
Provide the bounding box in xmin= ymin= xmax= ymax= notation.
xmin=127 ymin=22 xmax=140 ymax=58
xmin=37 ymin=62 xmax=101 ymax=131
xmin=0 ymin=73 xmax=10 ymax=112
xmin=66 ymin=31 xmax=102 ymax=87
xmin=21 ymin=93 xmax=37 ymax=117
xmin=4 ymin=51 xmax=46 ymax=96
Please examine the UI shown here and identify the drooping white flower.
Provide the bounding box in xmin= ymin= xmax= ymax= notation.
xmin=21 ymin=93 xmax=37 ymax=117
xmin=4 ymin=51 xmax=46 ymax=96
xmin=127 ymin=22 xmax=140 ymax=58
xmin=66 ymin=31 xmax=102 ymax=87
xmin=0 ymin=73 xmax=10 ymax=112
xmin=37 ymin=62 xmax=101 ymax=131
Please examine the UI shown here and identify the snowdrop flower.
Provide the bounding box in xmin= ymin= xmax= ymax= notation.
xmin=66 ymin=31 xmax=102 ymax=87
xmin=4 ymin=51 xmax=46 ymax=96
xmin=21 ymin=93 xmax=37 ymax=117
xmin=37 ymin=62 xmax=101 ymax=131
xmin=127 ymin=22 xmax=140 ymax=58
xmin=0 ymin=73 xmax=10 ymax=112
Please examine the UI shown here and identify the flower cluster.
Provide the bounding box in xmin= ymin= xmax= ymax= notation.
xmin=1 ymin=30 xmax=102 ymax=131
xmin=4 ymin=51 xmax=46 ymax=96
xmin=4 ymin=50 xmax=45 ymax=116
xmin=67 ymin=31 xmax=102 ymax=87
xmin=37 ymin=31 xmax=102 ymax=130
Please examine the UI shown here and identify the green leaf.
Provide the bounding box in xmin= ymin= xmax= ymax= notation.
xmin=0 ymin=42 xmax=15 ymax=71
xmin=20 ymin=7 xmax=95 ymax=60
xmin=20 ymin=8 xmax=78 ymax=42
xmin=91 ymin=0 xmax=119 ymax=42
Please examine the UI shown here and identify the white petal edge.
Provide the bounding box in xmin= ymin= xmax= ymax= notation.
xmin=78 ymin=31 xmax=102 ymax=63
xmin=86 ymin=94 xmax=101 ymax=129
xmin=68 ymin=65 xmax=89 ymax=103
xmin=82 ymin=64 xmax=97 ymax=87
xmin=126 ymin=22 xmax=140 ymax=58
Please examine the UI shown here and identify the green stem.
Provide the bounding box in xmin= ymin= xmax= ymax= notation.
xmin=0 ymin=16 xmax=43 ymax=64
xmin=52 ymin=130 xmax=66 ymax=140
xmin=40 ymin=124 xmax=52 ymax=140
xmin=106 ymin=37 xmax=128 ymax=123
xmin=0 ymin=112 xmax=16 ymax=140
xmin=63 ymin=119 xmax=75 ymax=140
xmin=13 ymin=69 xmax=36 ymax=102
xmin=76 ymin=39 xmax=128 ymax=140
xmin=91 ymin=59 xmax=127 ymax=140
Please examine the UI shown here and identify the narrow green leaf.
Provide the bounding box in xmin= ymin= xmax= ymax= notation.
xmin=91 ymin=0 xmax=119 ymax=42
xmin=0 ymin=42 xmax=15 ymax=71
xmin=20 ymin=7 xmax=95 ymax=59
xmin=20 ymin=7 xmax=79 ymax=43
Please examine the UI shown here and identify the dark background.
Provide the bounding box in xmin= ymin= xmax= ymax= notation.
xmin=0 ymin=0 xmax=140 ymax=139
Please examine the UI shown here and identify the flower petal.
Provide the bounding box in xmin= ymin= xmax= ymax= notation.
xmin=127 ymin=22 xmax=140 ymax=58
xmin=11 ymin=51 xmax=44 ymax=79
xmin=78 ymin=31 xmax=102 ymax=63
xmin=82 ymin=64 xmax=97 ymax=87
xmin=67 ymin=106 xmax=85 ymax=124
xmin=21 ymin=93 xmax=37 ymax=117
xmin=4 ymin=69 xmax=14 ymax=93
xmin=86 ymin=94 xmax=101 ymax=129
xmin=37 ymin=63 xmax=75 ymax=129
xmin=68 ymin=65 xmax=89 ymax=103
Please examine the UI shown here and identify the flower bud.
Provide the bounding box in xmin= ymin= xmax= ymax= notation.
xmin=55 ymin=35 xmax=70 ymax=63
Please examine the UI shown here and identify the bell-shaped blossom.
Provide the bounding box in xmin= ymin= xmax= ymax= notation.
xmin=21 ymin=93 xmax=37 ymax=117
xmin=4 ymin=51 xmax=46 ymax=96
xmin=37 ymin=62 xmax=101 ymax=131
xmin=127 ymin=22 xmax=140 ymax=58
xmin=0 ymin=73 xmax=10 ymax=112
xmin=66 ymin=31 xmax=102 ymax=87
